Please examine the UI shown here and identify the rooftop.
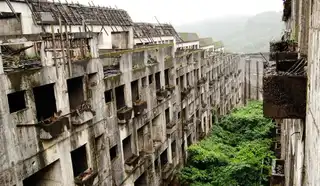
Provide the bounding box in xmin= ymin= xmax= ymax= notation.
xmin=178 ymin=32 xmax=199 ymax=42
xmin=15 ymin=0 xmax=133 ymax=26
xmin=199 ymin=37 xmax=214 ymax=47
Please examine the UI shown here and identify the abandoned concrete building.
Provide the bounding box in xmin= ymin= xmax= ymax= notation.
xmin=0 ymin=1 xmax=242 ymax=186
xmin=264 ymin=0 xmax=320 ymax=185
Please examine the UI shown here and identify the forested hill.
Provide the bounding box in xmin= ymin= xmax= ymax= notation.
xmin=175 ymin=11 xmax=283 ymax=53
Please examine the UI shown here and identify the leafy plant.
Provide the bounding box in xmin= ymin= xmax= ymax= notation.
xmin=180 ymin=101 xmax=274 ymax=186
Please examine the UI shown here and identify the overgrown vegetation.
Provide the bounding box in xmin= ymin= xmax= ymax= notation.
xmin=180 ymin=101 xmax=274 ymax=186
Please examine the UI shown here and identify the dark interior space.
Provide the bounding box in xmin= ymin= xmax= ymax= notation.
xmin=122 ymin=135 xmax=132 ymax=161
xmin=148 ymin=74 xmax=153 ymax=85
xmin=7 ymin=90 xmax=26 ymax=113
xmin=165 ymin=108 xmax=170 ymax=124
xmin=138 ymin=127 xmax=144 ymax=152
xmin=71 ymin=144 xmax=88 ymax=177
xmin=187 ymin=135 xmax=192 ymax=147
xmin=171 ymin=141 xmax=176 ymax=158
xmin=154 ymin=158 xmax=159 ymax=172
xmin=104 ymin=89 xmax=113 ymax=103
xmin=23 ymin=161 xmax=60 ymax=186
xmin=131 ymin=80 xmax=139 ymax=101
xmin=142 ymin=77 xmax=147 ymax=87
xmin=110 ymin=145 xmax=118 ymax=161
xmin=165 ymin=69 xmax=169 ymax=86
xmin=115 ymin=85 xmax=125 ymax=110
xmin=134 ymin=172 xmax=148 ymax=186
xmin=180 ymin=76 xmax=184 ymax=89
xmin=155 ymin=72 xmax=161 ymax=90
xmin=33 ymin=83 xmax=57 ymax=121
xmin=67 ymin=76 xmax=84 ymax=110
xmin=160 ymin=149 xmax=168 ymax=167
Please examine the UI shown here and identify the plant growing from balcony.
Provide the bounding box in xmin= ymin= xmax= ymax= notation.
xmin=179 ymin=101 xmax=274 ymax=186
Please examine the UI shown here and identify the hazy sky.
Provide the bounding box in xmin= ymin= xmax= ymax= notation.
xmin=79 ymin=0 xmax=283 ymax=25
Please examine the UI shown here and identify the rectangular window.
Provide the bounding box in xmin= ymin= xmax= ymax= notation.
xmin=131 ymin=80 xmax=139 ymax=101
xmin=115 ymin=85 xmax=125 ymax=109
xmin=7 ymin=90 xmax=26 ymax=113
xmin=33 ymin=83 xmax=57 ymax=121
xmin=148 ymin=74 xmax=153 ymax=85
xmin=104 ymin=90 xmax=113 ymax=103
xmin=67 ymin=76 xmax=85 ymax=110
xmin=155 ymin=72 xmax=161 ymax=90
xmin=122 ymin=135 xmax=132 ymax=161
xmin=71 ymin=145 xmax=88 ymax=177
xmin=110 ymin=145 xmax=118 ymax=161
xmin=171 ymin=141 xmax=176 ymax=158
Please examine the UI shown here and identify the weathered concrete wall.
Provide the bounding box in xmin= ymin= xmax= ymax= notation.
xmin=0 ymin=17 xmax=22 ymax=35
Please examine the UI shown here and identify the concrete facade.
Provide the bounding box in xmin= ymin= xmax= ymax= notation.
xmin=0 ymin=1 xmax=242 ymax=186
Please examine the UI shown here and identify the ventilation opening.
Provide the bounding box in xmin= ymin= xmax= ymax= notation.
xmin=134 ymin=172 xmax=148 ymax=186
xmin=171 ymin=141 xmax=176 ymax=158
xmin=122 ymin=135 xmax=132 ymax=161
xmin=23 ymin=160 xmax=62 ymax=186
xmin=115 ymin=85 xmax=125 ymax=110
xmin=160 ymin=149 xmax=168 ymax=167
xmin=71 ymin=145 xmax=88 ymax=177
xmin=131 ymin=80 xmax=139 ymax=101
xmin=110 ymin=145 xmax=118 ymax=161
xmin=155 ymin=72 xmax=161 ymax=90
xmin=33 ymin=83 xmax=57 ymax=121
xmin=7 ymin=90 xmax=26 ymax=113
xmin=104 ymin=89 xmax=113 ymax=103
xmin=67 ymin=76 xmax=84 ymax=110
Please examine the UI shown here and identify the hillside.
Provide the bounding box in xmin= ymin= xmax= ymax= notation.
xmin=175 ymin=11 xmax=283 ymax=53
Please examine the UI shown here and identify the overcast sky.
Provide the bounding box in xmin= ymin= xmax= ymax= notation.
xmin=79 ymin=0 xmax=283 ymax=25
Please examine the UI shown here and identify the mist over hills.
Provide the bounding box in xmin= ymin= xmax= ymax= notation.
xmin=175 ymin=11 xmax=284 ymax=53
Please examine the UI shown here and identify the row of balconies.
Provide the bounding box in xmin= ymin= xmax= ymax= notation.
xmin=263 ymin=40 xmax=306 ymax=119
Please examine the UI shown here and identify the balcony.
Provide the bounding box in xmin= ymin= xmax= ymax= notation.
xmin=162 ymin=163 xmax=175 ymax=181
xmin=124 ymin=154 xmax=141 ymax=173
xmin=183 ymin=118 xmax=194 ymax=132
xmin=117 ymin=106 xmax=133 ymax=123
xmin=166 ymin=121 xmax=177 ymax=134
xmin=38 ymin=116 xmax=69 ymax=140
xmin=71 ymin=102 xmax=95 ymax=125
xmin=197 ymin=77 xmax=207 ymax=86
xmin=270 ymin=159 xmax=285 ymax=186
xmin=156 ymin=88 xmax=169 ymax=101
xmin=201 ymin=101 xmax=207 ymax=109
xmin=165 ymin=85 xmax=175 ymax=93
xmin=181 ymin=86 xmax=192 ymax=100
xmin=263 ymin=73 xmax=306 ymax=119
xmin=133 ymin=100 xmax=147 ymax=116
xmin=74 ymin=168 xmax=98 ymax=186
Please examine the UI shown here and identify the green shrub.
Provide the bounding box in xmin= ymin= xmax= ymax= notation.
xmin=180 ymin=101 xmax=274 ymax=186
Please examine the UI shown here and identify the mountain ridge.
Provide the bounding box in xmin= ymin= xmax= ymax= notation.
xmin=175 ymin=11 xmax=283 ymax=53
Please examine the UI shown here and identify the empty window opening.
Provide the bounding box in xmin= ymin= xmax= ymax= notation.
xmin=122 ymin=135 xmax=132 ymax=161
xmin=176 ymin=78 xmax=179 ymax=86
xmin=138 ymin=127 xmax=144 ymax=152
xmin=134 ymin=172 xmax=148 ymax=186
xmin=155 ymin=72 xmax=161 ymax=90
xmin=148 ymin=74 xmax=153 ymax=85
xmin=115 ymin=85 xmax=125 ymax=110
xmin=182 ymin=108 xmax=186 ymax=121
xmin=180 ymin=76 xmax=184 ymax=89
xmin=67 ymin=76 xmax=84 ymax=110
xmin=154 ymin=158 xmax=159 ymax=172
xmin=160 ymin=149 xmax=168 ymax=167
xmin=187 ymin=73 xmax=190 ymax=86
xmin=131 ymin=80 xmax=139 ymax=101
xmin=71 ymin=145 xmax=88 ymax=177
xmin=178 ymin=112 xmax=181 ymax=120
xmin=171 ymin=141 xmax=176 ymax=158
xmin=187 ymin=135 xmax=192 ymax=147
xmin=111 ymin=31 xmax=129 ymax=49
xmin=142 ymin=77 xmax=147 ymax=87
xmin=165 ymin=69 xmax=169 ymax=86
xmin=165 ymin=108 xmax=170 ymax=124
xmin=110 ymin=145 xmax=118 ymax=161
xmin=104 ymin=89 xmax=113 ymax=103
xmin=23 ymin=160 xmax=62 ymax=186
xmin=7 ymin=90 xmax=26 ymax=113
xmin=33 ymin=83 xmax=57 ymax=121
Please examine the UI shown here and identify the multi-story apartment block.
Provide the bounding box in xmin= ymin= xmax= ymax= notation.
xmin=0 ymin=1 xmax=242 ymax=186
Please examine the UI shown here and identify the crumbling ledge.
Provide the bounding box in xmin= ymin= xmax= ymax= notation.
xmin=263 ymin=67 xmax=306 ymax=118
